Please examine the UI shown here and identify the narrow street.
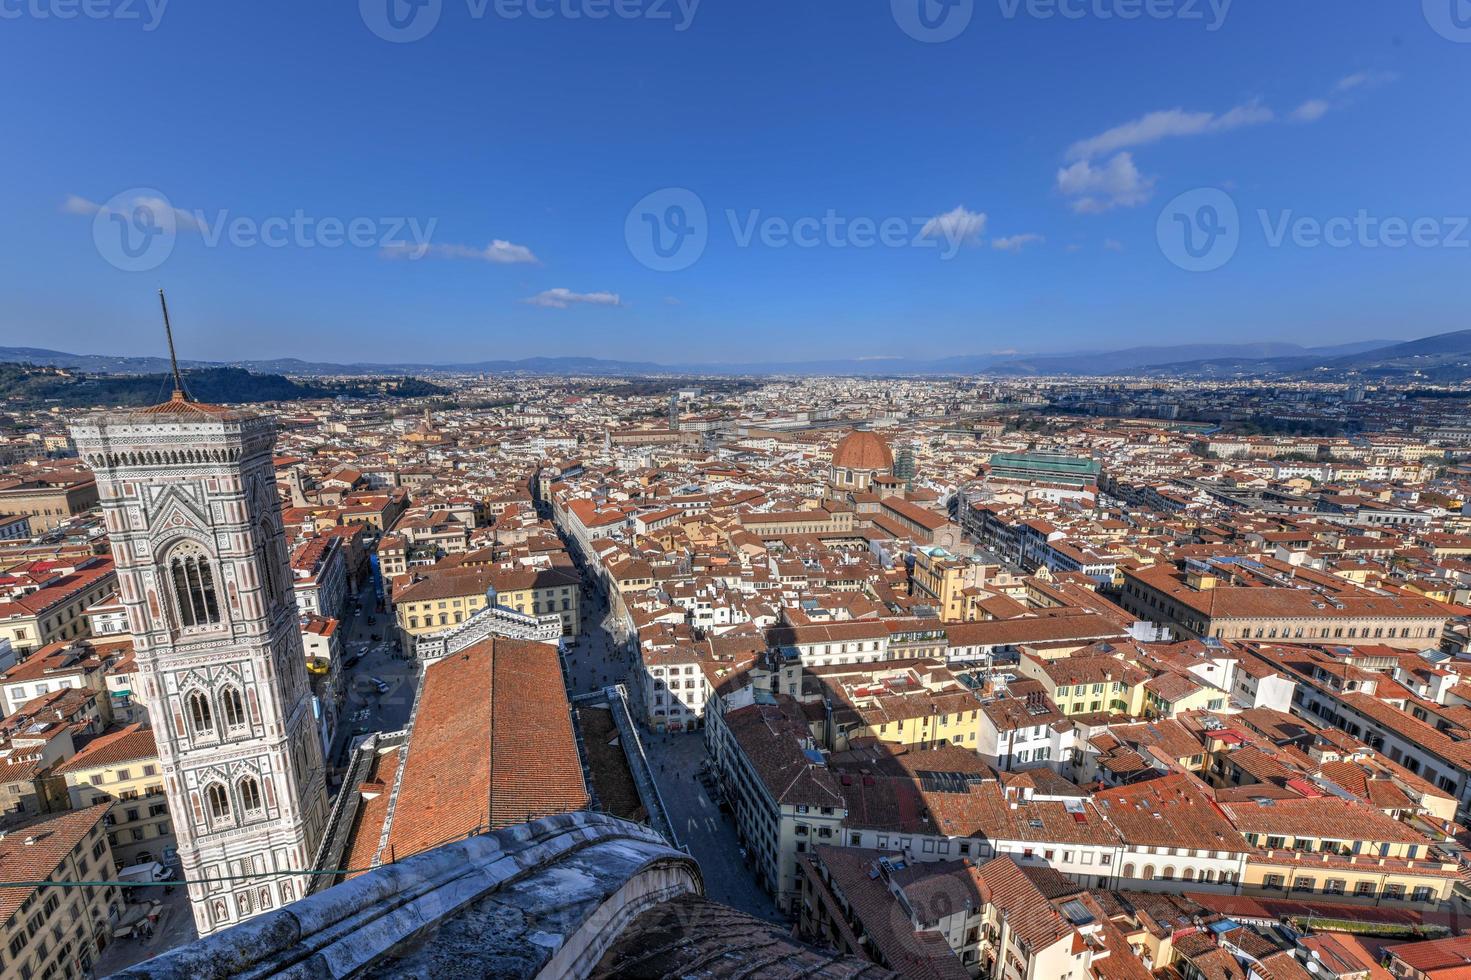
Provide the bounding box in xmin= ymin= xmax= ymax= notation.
xmin=323 ymin=590 xmax=418 ymax=771
xmin=644 ymin=731 xmax=784 ymax=924
xmin=557 ymin=562 xmax=784 ymax=924
xmin=91 ymin=881 xmax=196 ymax=976
xmin=559 ymin=583 xmax=636 ymax=698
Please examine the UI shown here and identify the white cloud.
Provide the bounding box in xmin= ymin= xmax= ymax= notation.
xmin=135 ymin=196 xmax=199 ymax=231
xmin=1336 ymin=70 xmax=1397 ymax=92
xmin=523 ymin=288 xmax=622 ymax=310
xmin=63 ymin=192 xmax=200 ymax=231
xmin=1056 ymin=152 xmax=1156 ymax=213
xmin=1066 ymin=103 xmax=1273 ymax=161
xmin=1278 ymin=73 xmax=1396 ymax=125
xmin=1103 ymin=239 xmax=1124 ymax=252
xmin=1291 ymin=99 xmax=1331 ymax=123
xmin=920 ymin=205 xmax=987 ymax=246
xmin=62 ymin=195 xmax=100 ymax=215
xmin=1055 ymin=83 xmax=1387 ymax=218
xmin=384 ymin=239 xmax=538 ymax=264
xmin=991 ymin=233 xmax=1045 ymax=252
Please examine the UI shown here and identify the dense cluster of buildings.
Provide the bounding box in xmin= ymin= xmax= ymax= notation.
xmin=5 ymin=372 xmax=1471 ymax=976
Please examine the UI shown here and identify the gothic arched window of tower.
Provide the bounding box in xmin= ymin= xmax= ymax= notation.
xmin=167 ymin=542 xmax=222 ymax=629
xmin=221 ymin=687 xmax=247 ymax=730
xmin=239 ymin=776 xmax=263 ymax=816
xmin=206 ymin=783 xmax=231 ymax=823
xmin=255 ymin=519 xmax=281 ymax=605
xmin=187 ymin=690 xmax=214 ymax=735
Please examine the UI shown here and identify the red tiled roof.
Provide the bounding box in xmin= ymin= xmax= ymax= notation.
xmin=136 ymin=393 xmax=247 ymax=419
xmin=832 ymin=431 xmax=894 ymax=471
xmin=374 ymin=638 xmax=588 ymax=865
xmin=0 ymin=805 xmax=111 ymax=923
xmin=54 ymin=723 xmax=157 ymax=773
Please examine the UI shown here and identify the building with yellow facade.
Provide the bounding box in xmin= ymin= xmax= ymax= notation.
xmin=1016 ymin=652 xmax=1150 ymax=717
xmin=393 ymin=563 xmax=580 ymax=653
xmin=54 ymin=723 xmax=175 ymax=868
xmin=908 ymin=546 xmax=999 ymax=623
xmin=0 ymin=475 xmax=99 ymax=532
xmin=1219 ymin=797 xmax=1458 ymax=907
xmin=739 ymin=506 xmax=855 ymax=539
xmin=0 ymin=805 xmax=119 ymax=978
xmin=813 ymin=662 xmax=981 ymax=752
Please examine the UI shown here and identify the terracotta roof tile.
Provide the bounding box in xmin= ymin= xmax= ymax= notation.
xmin=375 ymin=638 xmax=588 ymax=865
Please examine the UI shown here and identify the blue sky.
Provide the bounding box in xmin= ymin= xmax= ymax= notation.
xmin=1 ymin=0 xmax=1468 ymax=364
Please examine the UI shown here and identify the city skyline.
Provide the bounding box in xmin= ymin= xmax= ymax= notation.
xmin=10 ymin=363 xmax=1471 ymax=975
xmin=0 ymin=329 xmax=1429 ymax=373
xmin=3 ymin=2 xmax=1468 ymax=362
xmin=9 ymin=1 xmax=1471 ymax=975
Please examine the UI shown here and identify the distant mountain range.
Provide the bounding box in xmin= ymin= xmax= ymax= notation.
xmin=1135 ymin=330 xmax=1471 ymax=381
xmin=5 ymin=332 xmax=1470 ymax=380
xmin=958 ymin=340 xmax=1393 ymax=377
xmin=0 ymin=347 xmax=671 ymax=378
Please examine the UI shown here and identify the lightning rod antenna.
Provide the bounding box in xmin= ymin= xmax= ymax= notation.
xmin=159 ymin=289 xmax=189 ymax=401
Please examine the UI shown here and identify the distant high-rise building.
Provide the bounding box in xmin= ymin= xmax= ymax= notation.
xmin=72 ymin=380 xmax=328 ymax=936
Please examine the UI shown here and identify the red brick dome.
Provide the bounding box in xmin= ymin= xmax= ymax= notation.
xmin=831 ymin=430 xmax=894 ymax=472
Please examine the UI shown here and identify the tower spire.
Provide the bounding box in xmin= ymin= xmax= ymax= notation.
xmin=159 ymin=288 xmax=189 ymax=402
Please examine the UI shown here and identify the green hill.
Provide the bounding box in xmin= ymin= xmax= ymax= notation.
xmin=0 ymin=363 xmax=445 ymax=409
